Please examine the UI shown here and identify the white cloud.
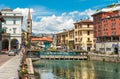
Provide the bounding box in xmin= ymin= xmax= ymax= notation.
xmin=13 ymin=7 xmax=95 ymax=34
xmin=32 ymin=14 xmax=74 ymax=33
xmin=80 ymin=9 xmax=95 ymax=20
xmin=32 ymin=9 xmax=95 ymax=34
xmin=13 ymin=8 xmax=34 ymax=17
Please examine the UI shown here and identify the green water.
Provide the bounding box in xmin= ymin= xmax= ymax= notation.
xmin=33 ymin=60 xmax=120 ymax=79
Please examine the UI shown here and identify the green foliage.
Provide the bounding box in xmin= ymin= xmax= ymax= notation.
xmin=102 ymin=58 xmax=105 ymax=62
xmin=48 ymin=47 xmax=57 ymax=51
xmin=20 ymin=69 xmax=28 ymax=75
xmin=87 ymin=55 xmax=90 ymax=60
xmin=69 ymin=43 xmax=73 ymax=51
xmin=110 ymin=52 xmax=114 ymax=55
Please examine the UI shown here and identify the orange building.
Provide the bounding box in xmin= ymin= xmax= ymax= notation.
xmin=31 ymin=37 xmax=52 ymax=50
xmin=92 ymin=2 xmax=120 ymax=54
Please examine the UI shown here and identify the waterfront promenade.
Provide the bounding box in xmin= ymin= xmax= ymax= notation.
xmin=0 ymin=53 xmax=22 ymax=79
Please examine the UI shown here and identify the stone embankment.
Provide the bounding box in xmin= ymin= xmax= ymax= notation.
xmin=89 ymin=53 xmax=120 ymax=62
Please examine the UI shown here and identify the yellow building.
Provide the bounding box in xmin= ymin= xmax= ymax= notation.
xmin=56 ymin=19 xmax=94 ymax=51
xmin=56 ymin=31 xmax=69 ymax=50
xmin=68 ymin=29 xmax=74 ymax=50
xmin=74 ymin=20 xmax=94 ymax=51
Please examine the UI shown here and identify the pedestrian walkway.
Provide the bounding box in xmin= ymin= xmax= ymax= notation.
xmin=0 ymin=54 xmax=22 ymax=79
xmin=0 ymin=54 xmax=13 ymax=66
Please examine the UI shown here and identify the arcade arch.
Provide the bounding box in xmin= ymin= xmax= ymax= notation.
xmin=2 ymin=39 xmax=9 ymax=50
xmin=11 ymin=39 xmax=19 ymax=49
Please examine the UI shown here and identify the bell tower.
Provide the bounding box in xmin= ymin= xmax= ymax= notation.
xmin=27 ymin=8 xmax=32 ymax=35
xmin=26 ymin=8 xmax=32 ymax=48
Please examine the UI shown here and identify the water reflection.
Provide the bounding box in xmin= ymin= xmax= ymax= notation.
xmin=33 ymin=60 xmax=120 ymax=79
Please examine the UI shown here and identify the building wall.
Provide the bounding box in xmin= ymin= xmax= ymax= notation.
xmin=93 ymin=2 xmax=120 ymax=54
xmin=1 ymin=8 xmax=23 ymax=50
xmin=96 ymin=42 xmax=120 ymax=54
xmin=74 ymin=20 xmax=94 ymax=51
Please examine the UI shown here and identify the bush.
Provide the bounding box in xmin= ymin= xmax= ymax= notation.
xmin=110 ymin=52 xmax=114 ymax=55
xmin=102 ymin=58 xmax=105 ymax=62
xmin=20 ymin=69 xmax=28 ymax=75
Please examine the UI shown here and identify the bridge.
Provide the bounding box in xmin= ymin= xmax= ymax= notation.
xmin=26 ymin=50 xmax=88 ymax=60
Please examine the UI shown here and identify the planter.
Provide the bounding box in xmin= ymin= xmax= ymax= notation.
xmin=23 ymin=74 xmax=28 ymax=79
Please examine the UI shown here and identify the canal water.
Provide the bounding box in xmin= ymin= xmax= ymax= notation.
xmin=33 ymin=60 xmax=120 ymax=79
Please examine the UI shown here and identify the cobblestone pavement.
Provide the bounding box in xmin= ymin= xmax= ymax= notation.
xmin=0 ymin=54 xmax=22 ymax=79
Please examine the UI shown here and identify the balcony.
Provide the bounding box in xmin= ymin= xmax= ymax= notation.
xmin=78 ymin=27 xmax=93 ymax=31
xmin=87 ymin=41 xmax=92 ymax=44
xmin=2 ymin=33 xmax=10 ymax=37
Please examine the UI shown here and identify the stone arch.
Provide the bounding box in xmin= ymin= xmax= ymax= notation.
xmin=2 ymin=39 xmax=9 ymax=50
xmin=11 ymin=39 xmax=19 ymax=49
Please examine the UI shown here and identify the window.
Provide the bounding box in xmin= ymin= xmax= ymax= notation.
xmin=27 ymin=22 xmax=30 ymax=24
xmin=75 ymin=32 xmax=77 ymax=36
xmin=13 ymin=20 xmax=16 ymax=24
xmin=66 ymin=34 xmax=68 ymax=37
xmin=13 ymin=28 xmax=16 ymax=34
xmin=28 ymin=26 xmax=30 ymax=28
xmin=106 ymin=48 xmax=111 ymax=51
xmin=4 ymin=20 xmax=6 ymax=24
xmin=112 ymin=31 xmax=116 ymax=35
xmin=99 ymin=48 xmax=105 ymax=51
xmin=75 ymin=38 xmax=77 ymax=42
xmin=87 ymin=24 xmax=89 ymax=28
xmin=112 ymin=22 xmax=116 ymax=28
xmin=87 ymin=31 xmax=90 ymax=35
xmin=88 ymin=38 xmax=90 ymax=41
xmin=75 ymin=25 xmax=77 ymax=29
xmin=79 ymin=24 xmax=82 ymax=28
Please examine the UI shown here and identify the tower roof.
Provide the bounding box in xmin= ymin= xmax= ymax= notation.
xmin=27 ymin=8 xmax=31 ymax=20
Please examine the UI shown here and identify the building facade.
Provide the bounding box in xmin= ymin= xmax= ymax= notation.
xmin=68 ymin=29 xmax=74 ymax=50
xmin=0 ymin=12 xmax=4 ymax=52
xmin=92 ymin=2 xmax=120 ymax=54
xmin=74 ymin=20 xmax=94 ymax=51
xmin=56 ymin=31 xmax=69 ymax=50
xmin=56 ymin=20 xmax=94 ymax=51
xmin=1 ymin=8 xmax=23 ymax=50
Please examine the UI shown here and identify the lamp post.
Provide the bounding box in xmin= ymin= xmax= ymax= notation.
xmin=0 ymin=12 xmax=4 ymax=53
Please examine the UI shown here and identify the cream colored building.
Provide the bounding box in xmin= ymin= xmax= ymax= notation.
xmin=1 ymin=8 xmax=23 ymax=50
xmin=56 ymin=20 xmax=94 ymax=51
xmin=74 ymin=20 xmax=94 ymax=51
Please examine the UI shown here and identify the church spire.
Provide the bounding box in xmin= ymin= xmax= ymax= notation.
xmin=27 ymin=8 xmax=31 ymax=20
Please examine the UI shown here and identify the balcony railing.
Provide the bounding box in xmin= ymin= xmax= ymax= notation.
xmin=78 ymin=27 xmax=93 ymax=31
xmin=87 ymin=41 xmax=92 ymax=44
xmin=2 ymin=33 xmax=10 ymax=37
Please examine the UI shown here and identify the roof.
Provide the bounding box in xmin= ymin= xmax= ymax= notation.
xmin=1 ymin=8 xmax=13 ymax=11
xmin=74 ymin=19 xmax=93 ymax=24
xmin=92 ymin=2 xmax=120 ymax=16
xmin=27 ymin=8 xmax=31 ymax=20
xmin=31 ymin=37 xmax=53 ymax=42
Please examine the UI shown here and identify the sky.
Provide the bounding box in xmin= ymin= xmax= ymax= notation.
xmin=0 ymin=0 xmax=117 ymax=34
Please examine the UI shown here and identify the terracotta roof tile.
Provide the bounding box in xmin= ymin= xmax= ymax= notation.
xmin=31 ymin=37 xmax=52 ymax=42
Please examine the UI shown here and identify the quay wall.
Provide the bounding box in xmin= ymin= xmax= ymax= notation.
xmin=89 ymin=53 xmax=120 ymax=63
